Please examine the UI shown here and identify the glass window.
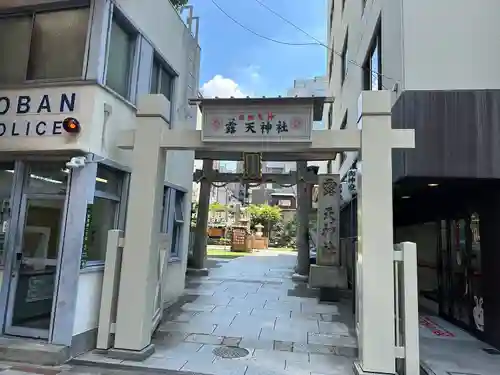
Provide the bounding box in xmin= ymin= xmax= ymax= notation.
xmin=0 ymin=8 xmax=89 ymax=84
xmin=171 ymin=191 xmax=185 ymax=257
xmin=340 ymin=112 xmax=347 ymax=129
xmin=106 ymin=17 xmax=135 ymax=98
xmin=0 ymin=16 xmax=32 ymax=84
xmin=363 ymin=21 xmax=382 ymax=91
xmin=151 ymin=60 xmax=159 ymax=95
xmin=96 ymin=165 xmax=122 ymax=197
xmin=83 ymin=198 xmax=118 ymax=265
xmin=160 ymin=187 xmax=172 ymax=233
xmin=27 ymin=8 xmax=90 ymax=80
xmin=151 ymin=57 xmax=174 ymax=101
xmin=0 ymin=163 xmax=15 ymax=267
xmin=27 ymin=162 xmax=68 ymax=194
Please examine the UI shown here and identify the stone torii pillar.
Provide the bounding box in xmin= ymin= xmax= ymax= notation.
xmin=293 ymin=161 xmax=312 ymax=280
xmin=112 ymin=96 xmax=168 ymax=359
xmin=354 ymin=91 xmax=415 ymax=375
xmin=189 ymin=159 xmax=213 ymax=276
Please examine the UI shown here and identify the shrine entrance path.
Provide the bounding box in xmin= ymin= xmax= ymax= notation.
xmin=77 ymin=250 xmax=357 ymax=375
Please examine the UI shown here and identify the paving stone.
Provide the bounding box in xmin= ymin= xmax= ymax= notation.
xmin=181 ymin=360 xmax=247 ymax=375
xmin=159 ymin=321 xmax=217 ymax=335
xmin=301 ymin=303 xmax=340 ymax=315
xmin=253 ymin=348 xmax=309 ymax=364
xmin=222 ymin=337 xmax=242 ymax=347
xmin=189 ymin=311 xmax=237 ymax=326
xmin=307 ymin=333 xmax=356 ymax=347
xmin=212 ymin=306 xmax=253 ymax=315
xmin=259 ymin=328 xmax=308 ymax=344
xmin=238 ymin=338 xmax=274 ymax=351
xmin=334 ymin=345 xmax=358 ymax=358
xmin=275 ymin=317 xmax=319 ymax=332
xmin=244 ymin=365 xmax=288 ymax=375
xmin=181 ymin=303 xmax=216 ymax=312
xmin=120 ymin=356 xmax=188 ymax=371
xmin=293 ymin=343 xmax=336 ymax=355
xmin=318 ymin=321 xmax=350 ymax=335
xmin=230 ymin=315 xmax=276 ymax=329
xmin=152 ymin=342 xmax=203 ymax=359
xmin=250 ymin=308 xmax=291 ymax=319
xmin=213 ymin=325 xmax=261 ymax=340
xmin=273 ymin=341 xmax=293 ymax=352
xmin=320 ymin=313 xmax=339 ymax=321
xmin=185 ymin=333 xmax=224 ymax=345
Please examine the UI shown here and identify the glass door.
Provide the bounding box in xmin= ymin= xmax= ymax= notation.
xmin=448 ymin=217 xmax=471 ymax=327
xmin=438 ymin=220 xmax=452 ymax=317
xmin=469 ymin=213 xmax=483 ymax=333
xmin=4 ymin=194 xmax=66 ymax=339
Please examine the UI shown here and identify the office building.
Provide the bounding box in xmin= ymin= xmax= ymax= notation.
xmin=328 ymin=0 xmax=500 ymax=348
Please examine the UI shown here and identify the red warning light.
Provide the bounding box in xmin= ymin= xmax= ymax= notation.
xmin=62 ymin=117 xmax=81 ymax=134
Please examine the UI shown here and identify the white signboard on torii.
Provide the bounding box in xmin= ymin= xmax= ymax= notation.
xmin=201 ymin=101 xmax=313 ymax=142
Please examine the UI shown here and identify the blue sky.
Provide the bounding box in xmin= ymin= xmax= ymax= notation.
xmin=187 ymin=0 xmax=327 ymax=98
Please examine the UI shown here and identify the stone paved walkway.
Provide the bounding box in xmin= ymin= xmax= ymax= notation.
xmin=75 ymin=250 xmax=357 ymax=375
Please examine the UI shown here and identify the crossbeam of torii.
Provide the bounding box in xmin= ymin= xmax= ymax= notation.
xmin=192 ymin=169 xmax=319 ymax=184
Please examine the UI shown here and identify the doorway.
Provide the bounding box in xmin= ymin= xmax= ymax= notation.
xmin=438 ymin=214 xmax=483 ymax=335
xmin=4 ymin=194 xmax=66 ymax=339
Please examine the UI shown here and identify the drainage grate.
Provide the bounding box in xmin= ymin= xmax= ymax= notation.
xmin=483 ymin=347 xmax=500 ymax=355
xmin=213 ymin=346 xmax=249 ymax=359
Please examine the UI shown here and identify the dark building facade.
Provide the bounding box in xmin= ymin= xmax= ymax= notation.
xmin=340 ymin=90 xmax=500 ymax=349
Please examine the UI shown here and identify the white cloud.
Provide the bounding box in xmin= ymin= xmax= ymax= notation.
xmin=243 ymin=64 xmax=261 ymax=82
xmin=200 ymin=75 xmax=247 ymax=98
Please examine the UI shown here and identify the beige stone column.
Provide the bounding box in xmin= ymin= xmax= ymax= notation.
xmin=111 ymin=95 xmax=167 ymax=360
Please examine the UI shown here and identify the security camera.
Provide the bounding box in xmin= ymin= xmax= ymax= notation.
xmin=66 ymin=156 xmax=87 ymax=169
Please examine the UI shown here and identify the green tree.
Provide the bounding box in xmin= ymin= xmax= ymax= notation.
xmin=170 ymin=0 xmax=188 ymax=10
xmin=209 ymin=202 xmax=226 ymax=212
xmin=246 ymin=204 xmax=282 ymax=236
xmin=274 ymin=216 xmax=297 ymax=248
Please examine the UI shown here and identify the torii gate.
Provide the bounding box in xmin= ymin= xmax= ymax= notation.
xmin=109 ymin=91 xmax=417 ymax=375
xmin=190 ymin=166 xmax=320 ymax=276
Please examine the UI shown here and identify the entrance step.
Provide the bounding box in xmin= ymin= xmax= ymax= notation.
xmin=0 ymin=337 xmax=69 ymax=366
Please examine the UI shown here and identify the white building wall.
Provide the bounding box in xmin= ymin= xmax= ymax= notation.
xmin=401 ymin=0 xmax=500 ymax=91
xmin=0 ymin=0 xmax=200 ymax=344
xmin=328 ymin=0 xmax=500 ymax=180
xmin=114 ymin=0 xmax=199 ymax=308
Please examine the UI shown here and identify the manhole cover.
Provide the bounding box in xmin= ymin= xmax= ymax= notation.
xmin=213 ymin=346 xmax=249 ymax=358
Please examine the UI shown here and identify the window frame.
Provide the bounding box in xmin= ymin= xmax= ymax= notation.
xmin=327 ymin=106 xmax=333 ymax=130
xmin=170 ymin=191 xmax=185 ymax=259
xmin=362 ymin=19 xmax=382 ymax=91
xmin=105 ymin=9 xmax=138 ymax=100
xmin=338 ymin=112 xmax=348 ymax=168
xmin=341 ymin=30 xmax=348 ymax=86
xmin=82 ymin=165 xmax=125 ymax=268
xmin=150 ymin=55 xmax=175 ymax=101
xmin=161 ymin=187 xmax=185 ymax=260
xmin=328 ymin=46 xmax=334 ymax=82
xmin=0 ymin=4 xmax=92 ymax=85
xmin=329 ymin=1 xmax=334 ymax=29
